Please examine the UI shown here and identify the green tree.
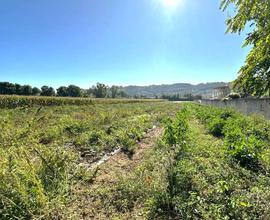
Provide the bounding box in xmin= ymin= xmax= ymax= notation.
xmin=118 ymin=90 xmax=129 ymax=98
xmin=110 ymin=85 xmax=119 ymax=98
xmin=57 ymin=86 xmax=69 ymax=97
xmin=40 ymin=86 xmax=56 ymax=96
xmin=0 ymin=82 xmax=16 ymax=94
xmin=87 ymin=87 xmax=95 ymax=97
xmin=93 ymin=83 xmax=108 ymax=98
xmin=67 ymin=85 xmax=82 ymax=97
xmin=32 ymin=87 xmax=41 ymax=96
xmin=20 ymin=85 xmax=32 ymax=95
xmin=14 ymin=83 xmax=22 ymax=95
xmin=221 ymin=0 xmax=270 ymax=96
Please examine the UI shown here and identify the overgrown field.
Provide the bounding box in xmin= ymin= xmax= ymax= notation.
xmin=87 ymin=103 xmax=270 ymax=219
xmin=0 ymin=95 xmax=164 ymax=108
xmin=0 ymin=101 xmax=180 ymax=219
xmin=2 ymin=101 xmax=270 ymax=219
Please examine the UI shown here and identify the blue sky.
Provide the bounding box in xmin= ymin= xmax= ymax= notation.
xmin=0 ymin=0 xmax=248 ymax=88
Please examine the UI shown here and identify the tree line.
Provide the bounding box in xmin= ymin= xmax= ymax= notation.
xmin=0 ymin=82 xmax=129 ymax=98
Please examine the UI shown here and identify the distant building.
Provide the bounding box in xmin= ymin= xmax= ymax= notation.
xmin=210 ymin=85 xmax=231 ymax=99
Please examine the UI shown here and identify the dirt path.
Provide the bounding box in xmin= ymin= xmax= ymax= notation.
xmin=92 ymin=127 xmax=162 ymax=187
xmin=70 ymin=127 xmax=163 ymax=219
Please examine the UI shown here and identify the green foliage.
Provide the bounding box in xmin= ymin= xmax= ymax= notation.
xmin=32 ymin=87 xmax=41 ymax=96
xmin=66 ymin=85 xmax=82 ymax=97
xmin=0 ymin=101 xmax=180 ymax=218
xmin=57 ymin=86 xmax=69 ymax=97
xmin=221 ymin=0 xmax=270 ymax=96
xmin=223 ymin=117 xmax=268 ymax=169
xmin=20 ymin=85 xmax=32 ymax=96
xmin=93 ymin=83 xmax=108 ymax=98
xmin=225 ymin=131 xmax=265 ymax=169
xmin=208 ymin=117 xmax=226 ymax=137
xmin=0 ymin=95 xmax=164 ymax=109
xmin=0 ymin=129 xmax=76 ymax=219
xmin=86 ymin=103 xmax=270 ymax=219
xmin=163 ymin=108 xmax=189 ymax=147
xmin=144 ymin=103 xmax=270 ymax=219
xmin=147 ymin=107 xmax=191 ymax=218
xmin=110 ymin=85 xmax=119 ymax=98
xmin=40 ymin=86 xmax=56 ymax=96
xmin=194 ymin=104 xmax=270 ymax=170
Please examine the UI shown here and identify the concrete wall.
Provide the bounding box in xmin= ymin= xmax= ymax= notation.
xmin=201 ymin=98 xmax=270 ymax=120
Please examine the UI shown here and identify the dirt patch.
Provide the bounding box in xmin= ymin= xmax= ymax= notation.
xmin=94 ymin=126 xmax=163 ymax=187
xmin=68 ymin=127 xmax=163 ymax=219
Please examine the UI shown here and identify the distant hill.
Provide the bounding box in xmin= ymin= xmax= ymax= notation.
xmin=120 ymin=82 xmax=228 ymax=98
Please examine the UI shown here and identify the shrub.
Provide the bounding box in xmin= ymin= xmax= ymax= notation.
xmin=224 ymin=122 xmax=265 ymax=170
xmin=208 ymin=117 xmax=226 ymax=137
xmin=163 ymin=108 xmax=189 ymax=147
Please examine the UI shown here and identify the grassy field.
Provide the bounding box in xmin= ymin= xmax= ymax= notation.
xmin=0 ymin=99 xmax=180 ymax=219
xmin=77 ymin=103 xmax=270 ymax=219
xmin=1 ymin=98 xmax=270 ymax=219
xmin=0 ymin=95 xmax=165 ymax=108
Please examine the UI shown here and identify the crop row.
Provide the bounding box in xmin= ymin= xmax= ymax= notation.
xmin=193 ymin=104 xmax=270 ymax=170
xmin=149 ymin=104 xmax=270 ymax=219
xmin=0 ymin=95 xmax=165 ymax=108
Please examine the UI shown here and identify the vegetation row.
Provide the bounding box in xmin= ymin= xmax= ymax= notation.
xmin=97 ymin=104 xmax=270 ymax=219
xmin=0 ymin=82 xmax=129 ymax=98
xmin=0 ymin=95 xmax=164 ymax=109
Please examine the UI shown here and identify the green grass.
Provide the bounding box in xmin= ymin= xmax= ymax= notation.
xmin=0 ymin=101 xmax=180 ymax=219
xmin=96 ymin=104 xmax=270 ymax=219
xmin=3 ymin=100 xmax=270 ymax=219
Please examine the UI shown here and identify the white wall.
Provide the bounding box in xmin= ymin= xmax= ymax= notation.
xmin=201 ymin=98 xmax=270 ymax=120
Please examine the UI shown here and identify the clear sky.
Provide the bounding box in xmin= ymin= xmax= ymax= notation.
xmin=0 ymin=0 xmax=249 ymax=88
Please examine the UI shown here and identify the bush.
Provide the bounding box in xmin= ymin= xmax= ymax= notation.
xmin=208 ymin=117 xmax=226 ymax=137
xmin=194 ymin=104 xmax=268 ymax=170
xmin=163 ymin=108 xmax=189 ymax=147
xmin=224 ymin=120 xmax=266 ymax=170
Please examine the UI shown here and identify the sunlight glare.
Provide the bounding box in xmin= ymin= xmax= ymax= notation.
xmin=160 ymin=0 xmax=182 ymax=10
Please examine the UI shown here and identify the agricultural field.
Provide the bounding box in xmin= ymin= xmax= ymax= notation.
xmin=1 ymin=98 xmax=270 ymax=219
xmin=0 ymin=95 xmax=164 ymax=108
xmin=0 ymin=98 xmax=180 ymax=219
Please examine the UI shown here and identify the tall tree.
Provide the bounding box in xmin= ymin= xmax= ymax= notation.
xmin=0 ymin=82 xmax=16 ymax=94
xmin=93 ymin=83 xmax=108 ymax=98
xmin=14 ymin=83 xmax=22 ymax=95
xmin=110 ymin=85 xmax=119 ymax=98
xmin=20 ymin=85 xmax=32 ymax=95
xmin=40 ymin=86 xmax=56 ymax=96
xmin=67 ymin=85 xmax=82 ymax=97
xmin=32 ymin=87 xmax=41 ymax=96
xmin=221 ymin=0 xmax=270 ymax=96
xmin=57 ymin=86 xmax=69 ymax=97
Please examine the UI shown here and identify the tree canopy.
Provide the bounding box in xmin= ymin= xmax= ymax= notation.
xmin=221 ymin=0 xmax=270 ymax=96
xmin=93 ymin=83 xmax=108 ymax=98
xmin=40 ymin=86 xmax=56 ymax=96
xmin=67 ymin=85 xmax=82 ymax=97
xmin=110 ymin=85 xmax=119 ymax=98
xmin=0 ymin=82 xmax=130 ymax=98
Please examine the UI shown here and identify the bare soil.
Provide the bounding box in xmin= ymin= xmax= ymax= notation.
xmin=68 ymin=127 xmax=163 ymax=220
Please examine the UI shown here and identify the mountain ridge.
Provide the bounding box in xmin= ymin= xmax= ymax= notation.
xmin=120 ymin=82 xmax=228 ymax=97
